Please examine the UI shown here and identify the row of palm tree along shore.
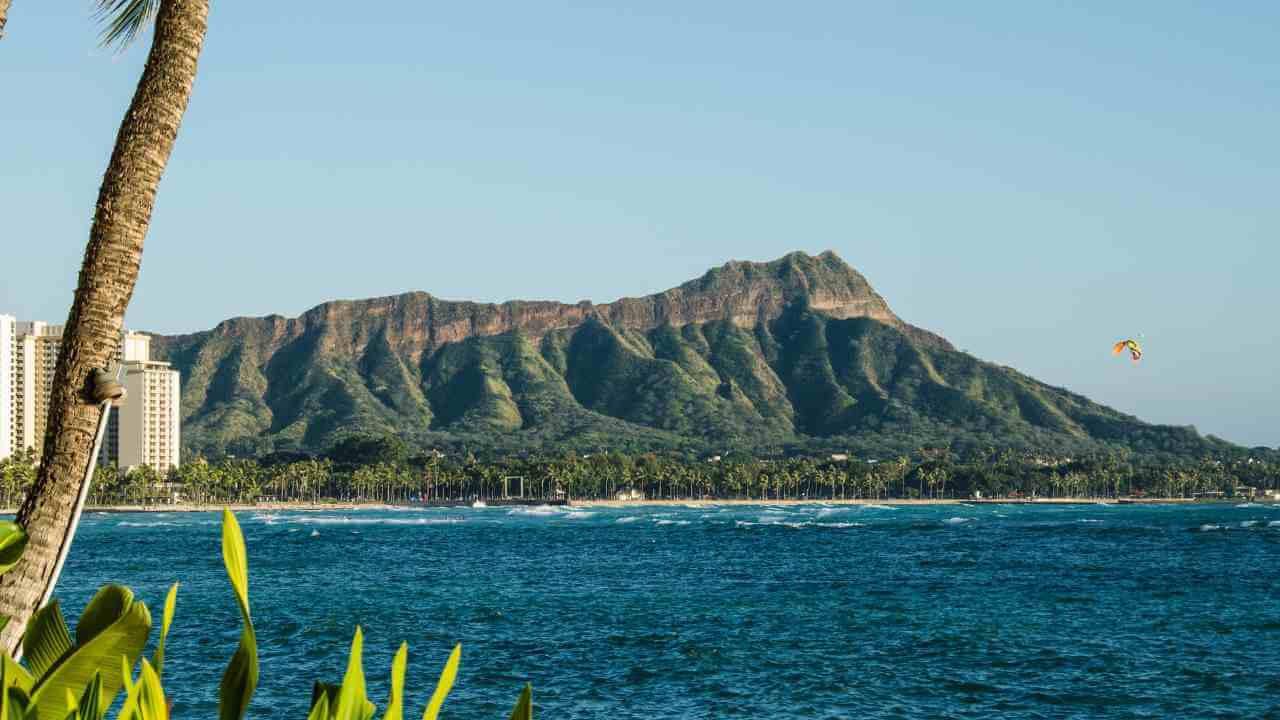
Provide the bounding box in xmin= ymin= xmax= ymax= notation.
xmin=2 ymin=448 xmax=1277 ymax=508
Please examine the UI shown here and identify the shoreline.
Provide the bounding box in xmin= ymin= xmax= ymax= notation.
xmin=3 ymin=497 xmax=1269 ymax=514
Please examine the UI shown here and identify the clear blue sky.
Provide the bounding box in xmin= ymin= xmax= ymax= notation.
xmin=2 ymin=2 xmax=1277 ymax=447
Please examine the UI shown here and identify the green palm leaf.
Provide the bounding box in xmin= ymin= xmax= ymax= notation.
xmin=151 ymin=584 xmax=178 ymax=679
xmin=507 ymin=684 xmax=532 ymax=720
xmin=421 ymin=645 xmax=460 ymax=720
xmin=0 ymin=523 xmax=28 ymax=577
xmin=381 ymin=644 xmax=407 ymax=720
xmin=92 ymin=0 xmax=160 ymax=51
xmin=22 ymin=602 xmax=73 ymax=681
xmin=333 ymin=628 xmax=375 ymax=720
xmin=218 ymin=510 xmax=258 ymax=720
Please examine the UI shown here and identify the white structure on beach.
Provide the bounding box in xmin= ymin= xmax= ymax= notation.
xmin=0 ymin=316 xmax=180 ymax=473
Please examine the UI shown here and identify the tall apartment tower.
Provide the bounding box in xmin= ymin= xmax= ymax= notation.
xmin=98 ymin=332 xmax=182 ymax=473
xmin=2 ymin=318 xmax=60 ymax=460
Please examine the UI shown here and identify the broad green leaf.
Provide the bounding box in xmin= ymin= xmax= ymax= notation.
xmin=28 ymin=589 xmax=151 ymax=720
xmin=1 ymin=660 xmax=10 ymax=720
xmin=5 ymin=687 xmax=31 ymax=720
xmin=152 ymin=584 xmax=178 ymax=679
xmin=310 ymin=682 xmax=340 ymax=714
xmin=24 ymin=601 xmax=74 ymax=680
xmin=75 ymin=587 xmax=133 ymax=647
xmin=507 ymin=684 xmax=532 ymax=720
xmin=381 ymin=644 xmax=407 ymax=720
xmin=333 ymin=628 xmax=371 ymax=720
xmin=0 ymin=523 xmax=27 ymax=577
xmin=73 ymin=674 xmax=103 ymax=720
xmin=1 ymin=654 xmax=33 ymax=695
xmin=115 ymin=658 xmax=140 ymax=720
xmin=133 ymin=660 xmax=166 ymax=720
xmin=421 ymin=645 xmax=460 ymax=720
xmin=306 ymin=693 xmax=330 ymax=720
xmin=217 ymin=510 xmax=257 ymax=720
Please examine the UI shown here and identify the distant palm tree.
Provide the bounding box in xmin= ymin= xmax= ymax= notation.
xmin=0 ymin=0 xmax=210 ymax=654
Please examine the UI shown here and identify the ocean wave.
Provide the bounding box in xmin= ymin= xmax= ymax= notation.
xmin=1269 ymin=520 xmax=1280 ymax=528
xmin=1240 ymin=520 xmax=1259 ymax=528
xmin=734 ymin=520 xmax=862 ymax=530
xmin=303 ymin=516 xmax=464 ymax=526
xmin=862 ymin=504 xmax=897 ymax=511
xmin=1077 ymin=519 xmax=1104 ymax=524
xmin=506 ymin=505 xmax=565 ymax=517
xmin=1198 ymin=524 xmax=1223 ymax=532
xmin=309 ymin=529 xmax=320 ymax=537
xmin=564 ymin=511 xmax=596 ymax=520
xmin=117 ymin=521 xmax=181 ymax=527
xmin=615 ymin=516 xmax=641 ymax=524
xmin=943 ymin=517 xmax=974 ymax=525
xmin=654 ymin=519 xmax=691 ymax=526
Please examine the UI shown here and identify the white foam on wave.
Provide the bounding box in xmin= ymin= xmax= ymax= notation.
xmin=1077 ymin=519 xmax=1104 ymax=524
xmin=1240 ymin=520 xmax=1259 ymax=528
xmin=862 ymin=504 xmax=896 ymax=511
xmin=506 ymin=505 xmax=563 ymax=517
xmin=1234 ymin=503 xmax=1261 ymax=508
xmin=943 ymin=517 xmax=974 ymax=525
xmin=1199 ymin=524 xmax=1223 ymax=532
xmin=564 ymin=511 xmax=596 ymax=520
xmin=117 ymin=521 xmax=180 ymax=527
xmin=252 ymin=513 xmax=284 ymax=522
xmin=1268 ymin=520 xmax=1280 ymax=528
xmin=615 ymin=516 xmax=641 ymax=524
xmin=654 ymin=519 xmax=690 ymax=526
xmin=304 ymin=515 xmax=465 ymax=526
xmin=735 ymin=519 xmax=863 ymax=530
xmin=309 ymin=529 xmax=320 ymax=537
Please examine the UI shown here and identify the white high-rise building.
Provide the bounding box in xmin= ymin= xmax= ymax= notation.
xmin=1 ymin=319 xmax=180 ymax=473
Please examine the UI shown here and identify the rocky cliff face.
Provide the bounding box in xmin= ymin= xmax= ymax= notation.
xmin=152 ymin=251 xmax=1222 ymax=459
xmin=166 ymin=250 xmax=928 ymax=361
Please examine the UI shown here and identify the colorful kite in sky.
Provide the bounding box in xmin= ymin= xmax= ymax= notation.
xmin=1112 ymin=339 xmax=1143 ymax=363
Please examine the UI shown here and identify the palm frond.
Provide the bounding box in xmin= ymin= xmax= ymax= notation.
xmin=94 ymin=0 xmax=161 ymax=51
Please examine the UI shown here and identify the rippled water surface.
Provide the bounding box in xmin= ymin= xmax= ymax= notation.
xmin=57 ymin=503 xmax=1280 ymax=719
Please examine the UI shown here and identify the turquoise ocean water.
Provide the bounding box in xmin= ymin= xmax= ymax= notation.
xmin=55 ymin=503 xmax=1280 ymax=719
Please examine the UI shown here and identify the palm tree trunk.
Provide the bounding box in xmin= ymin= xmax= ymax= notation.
xmin=0 ymin=0 xmax=208 ymax=655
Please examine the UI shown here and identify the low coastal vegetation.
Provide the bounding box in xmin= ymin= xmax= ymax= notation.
xmin=0 ymin=513 xmax=531 ymax=720
xmin=4 ymin=437 xmax=1275 ymax=507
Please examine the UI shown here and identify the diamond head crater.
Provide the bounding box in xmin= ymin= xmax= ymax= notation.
xmin=152 ymin=251 xmax=1241 ymax=462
